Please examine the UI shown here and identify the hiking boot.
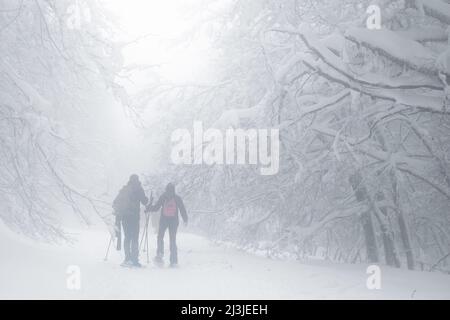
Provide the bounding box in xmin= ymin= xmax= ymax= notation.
xmin=121 ymin=260 xmax=133 ymax=267
xmin=132 ymin=261 xmax=143 ymax=268
xmin=169 ymin=262 xmax=178 ymax=268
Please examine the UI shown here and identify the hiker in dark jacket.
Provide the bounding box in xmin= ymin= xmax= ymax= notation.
xmin=147 ymin=183 xmax=187 ymax=267
xmin=113 ymin=174 xmax=148 ymax=267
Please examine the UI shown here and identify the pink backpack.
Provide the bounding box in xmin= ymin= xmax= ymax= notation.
xmin=163 ymin=198 xmax=177 ymax=217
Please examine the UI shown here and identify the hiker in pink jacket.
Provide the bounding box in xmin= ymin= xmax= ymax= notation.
xmin=147 ymin=183 xmax=188 ymax=267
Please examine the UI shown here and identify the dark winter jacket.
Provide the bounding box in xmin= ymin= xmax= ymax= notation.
xmin=148 ymin=185 xmax=188 ymax=223
xmin=113 ymin=178 xmax=148 ymax=216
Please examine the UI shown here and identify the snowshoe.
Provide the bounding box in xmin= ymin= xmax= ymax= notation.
xmin=121 ymin=260 xmax=133 ymax=268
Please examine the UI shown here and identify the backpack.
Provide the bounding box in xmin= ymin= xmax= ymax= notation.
xmin=113 ymin=186 xmax=131 ymax=216
xmin=162 ymin=197 xmax=177 ymax=217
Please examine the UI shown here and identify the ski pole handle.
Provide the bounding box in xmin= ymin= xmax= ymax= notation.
xmin=145 ymin=191 xmax=154 ymax=213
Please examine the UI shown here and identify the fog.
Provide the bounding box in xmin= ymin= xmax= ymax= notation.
xmin=1 ymin=0 xmax=450 ymax=300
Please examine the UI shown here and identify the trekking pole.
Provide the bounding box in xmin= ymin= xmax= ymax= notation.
xmin=104 ymin=235 xmax=113 ymax=261
xmin=142 ymin=192 xmax=153 ymax=263
xmin=140 ymin=213 xmax=150 ymax=252
xmin=139 ymin=228 xmax=145 ymax=250
xmin=139 ymin=191 xmax=152 ymax=251
xmin=145 ymin=219 xmax=150 ymax=263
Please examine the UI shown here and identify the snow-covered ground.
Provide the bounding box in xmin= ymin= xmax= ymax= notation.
xmin=1 ymin=223 xmax=450 ymax=300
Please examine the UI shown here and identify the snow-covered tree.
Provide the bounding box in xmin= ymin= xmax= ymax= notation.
xmin=0 ymin=0 xmax=125 ymax=240
xmin=137 ymin=0 xmax=450 ymax=271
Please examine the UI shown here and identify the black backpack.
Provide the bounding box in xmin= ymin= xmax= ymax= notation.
xmin=113 ymin=186 xmax=131 ymax=216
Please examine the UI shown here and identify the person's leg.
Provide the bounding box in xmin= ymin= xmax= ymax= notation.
xmin=122 ymin=216 xmax=131 ymax=262
xmin=131 ymin=214 xmax=140 ymax=264
xmin=168 ymin=219 xmax=179 ymax=265
xmin=157 ymin=217 xmax=168 ymax=258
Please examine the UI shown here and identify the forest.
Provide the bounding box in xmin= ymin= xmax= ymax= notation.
xmin=1 ymin=0 xmax=449 ymax=281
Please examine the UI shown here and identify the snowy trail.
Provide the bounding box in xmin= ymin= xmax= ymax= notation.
xmin=1 ymin=226 xmax=450 ymax=300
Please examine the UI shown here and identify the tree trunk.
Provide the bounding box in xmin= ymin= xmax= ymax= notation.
xmin=350 ymin=173 xmax=379 ymax=263
xmin=390 ymin=170 xmax=415 ymax=270
xmin=397 ymin=209 xmax=415 ymax=270
xmin=371 ymin=123 xmax=401 ymax=267
xmin=374 ymin=192 xmax=401 ymax=267
xmin=361 ymin=209 xmax=380 ymax=263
